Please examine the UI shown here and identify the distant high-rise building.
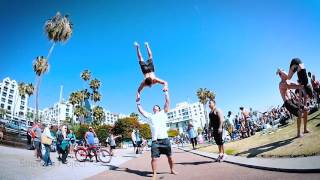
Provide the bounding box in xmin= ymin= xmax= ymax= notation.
xmin=0 ymin=77 xmax=30 ymax=124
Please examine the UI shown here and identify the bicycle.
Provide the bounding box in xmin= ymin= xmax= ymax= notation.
xmin=75 ymin=144 xmax=112 ymax=163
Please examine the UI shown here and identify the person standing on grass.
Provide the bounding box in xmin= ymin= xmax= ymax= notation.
xmin=277 ymin=69 xmax=306 ymax=138
xmin=137 ymin=90 xmax=177 ymax=180
xmin=208 ymin=99 xmax=226 ymax=162
xmin=286 ymin=58 xmax=312 ymax=134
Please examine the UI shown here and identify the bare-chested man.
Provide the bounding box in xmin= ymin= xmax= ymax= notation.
xmin=134 ymin=42 xmax=168 ymax=102
xmin=239 ymin=107 xmax=251 ymax=137
xmin=277 ymin=69 xmax=306 ymax=138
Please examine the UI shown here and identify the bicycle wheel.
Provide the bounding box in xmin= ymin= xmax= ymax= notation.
xmin=75 ymin=148 xmax=87 ymax=162
xmin=98 ymin=149 xmax=112 ymax=163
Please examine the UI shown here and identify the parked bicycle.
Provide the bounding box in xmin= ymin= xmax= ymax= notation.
xmin=75 ymin=144 xmax=112 ymax=163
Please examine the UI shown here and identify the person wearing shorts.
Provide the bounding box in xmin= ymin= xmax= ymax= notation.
xmin=287 ymin=58 xmax=312 ymax=134
xmin=208 ymin=100 xmax=226 ymax=162
xmin=277 ymin=68 xmax=307 ymax=137
xmin=134 ymin=42 xmax=168 ymax=102
xmin=137 ymin=90 xmax=177 ymax=180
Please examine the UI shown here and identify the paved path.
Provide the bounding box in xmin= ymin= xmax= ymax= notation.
xmin=0 ymin=145 xmax=139 ymax=180
xmin=89 ymin=148 xmax=320 ymax=180
xmin=179 ymin=146 xmax=320 ymax=172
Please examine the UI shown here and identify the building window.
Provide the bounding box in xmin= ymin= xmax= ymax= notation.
xmin=8 ymin=100 xmax=13 ymax=105
xmin=21 ymin=101 xmax=25 ymax=105
xmin=11 ymin=84 xmax=15 ymax=89
xmin=2 ymin=92 xmax=7 ymax=97
xmin=5 ymin=81 xmax=9 ymax=86
xmin=9 ymin=95 xmax=13 ymax=99
xmin=9 ymin=89 xmax=14 ymax=94
xmin=7 ymin=106 xmax=11 ymax=110
xmin=1 ymin=98 xmax=5 ymax=102
xmin=3 ymin=87 xmax=8 ymax=91
xmin=20 ymin=106 xmax=24 ymax=110
xmin=0 ymin=104 xmax=4 ymax=108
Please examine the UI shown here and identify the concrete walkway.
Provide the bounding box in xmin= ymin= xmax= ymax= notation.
xmin=179 ymin=146 xmax=320 ymax=173
xmin=0 ymin=145 xmax=141 ymax=180
xmin=89 ymin=148 xmax=320 ymax=180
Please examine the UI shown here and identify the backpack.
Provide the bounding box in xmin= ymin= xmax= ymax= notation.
xmin=30 ymin=130 xmax=36 ymax=138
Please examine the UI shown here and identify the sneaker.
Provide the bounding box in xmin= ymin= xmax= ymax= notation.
xmin=220 ymin=154 xmax=227 ymax=162
xmin=215 ymin=155 xmax=221 ymax=162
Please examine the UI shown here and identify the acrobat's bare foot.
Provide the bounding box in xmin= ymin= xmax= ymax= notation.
xmin=144 ymin=42 xmax=149 ymax=47
xmin=296 ymin=133 xmax=303 ymax=138
xmin=152 ymin=173 xmax=157 ymax=180
xmin=163 ymin=86 xmax=168 ymax=92
xmin=304 ymin=129 xmax=311 ymax=134
xmin=134 ymin=41 xmax=139 ymax=47
xmin=171 ymin=170 xmax=178 ymax=175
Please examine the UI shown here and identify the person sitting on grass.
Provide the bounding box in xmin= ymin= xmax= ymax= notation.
xmin=134 ymin=41 xmax=168 ymax=102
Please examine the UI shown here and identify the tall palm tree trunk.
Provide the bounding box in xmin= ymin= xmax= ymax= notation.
xmin=35 ymin=76 xmax=42 ymax=122
xmin=47 ymin=43 xmax=56 ymax=60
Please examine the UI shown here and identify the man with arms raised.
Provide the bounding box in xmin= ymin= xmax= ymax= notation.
xmin=137 ymin=90 xmax=177 ymax=180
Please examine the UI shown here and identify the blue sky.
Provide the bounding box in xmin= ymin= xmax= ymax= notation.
xmin=1 ymin=0 xmax=320 ymax=115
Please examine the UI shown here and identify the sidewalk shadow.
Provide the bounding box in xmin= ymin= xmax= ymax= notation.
xmin=108 ymin=166 xmax=169 ymax=178
xmin=235 ymin=137 xmax=295 ymax=158
xmin=175 ymin=160 xmax=214 ymax=166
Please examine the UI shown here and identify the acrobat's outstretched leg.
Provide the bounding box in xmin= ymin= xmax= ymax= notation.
xmin=134 ymin=41 xmax=144 ymax=62
xmin=145 ymin=42 xmax=153 ymax=60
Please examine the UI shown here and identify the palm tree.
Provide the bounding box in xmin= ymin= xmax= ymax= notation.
xmin=81 ymin=70 xmax=91 ymax=82
xmin=130 ymin=112 xmax=139 ymax=120
xmin=69 ymin=92 xmax=81 ymax=106
xmin=45 ymin=12 xmax=73 ymax=59
xmin=18 ymin=83 xmax=26 ymax=98
xmin=91 ymin=91 xmax=101 ymax=105
xmin=92 ymin=106 xmax=105 ymax=125
xmin=25 ymin=83 xmax=35 ymax=97
xmin=206 ymin=90 xmax=215 ymax=101
xmin=89 ymin=78 xmax=101 ymax=91
xmin=81 ymin=89 xmax=91 ymax=100
xmin=74 ymin=105 xmax=87 ymax=119
xmin=33 ymin=56 xmax=49 ymax=122
xmin=196 ymin=88 xmax=209 ymax=129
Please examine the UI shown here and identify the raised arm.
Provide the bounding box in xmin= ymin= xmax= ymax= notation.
xmin=137 ymin=101 xmax=149 ymax=118
xmin=145 ymin=42 xmax=152 ymax=59
xmin=134 ymin=41 xmax=144 ymax=62
xmin=153 ymin=77 xmax=168 ymax=92
xmin=164 ymin=91 xmax=170 ymax=113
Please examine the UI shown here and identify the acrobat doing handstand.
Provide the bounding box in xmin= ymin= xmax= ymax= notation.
xmin=134 ymin=42 xmax=168 ymax=102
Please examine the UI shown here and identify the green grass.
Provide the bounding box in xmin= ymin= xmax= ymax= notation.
xmin=198 ymin=110 xmax=320 ymax=158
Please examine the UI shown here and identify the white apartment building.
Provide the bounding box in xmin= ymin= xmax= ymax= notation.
xmin=0 ymin=77 xmax=29 ymax=124
xmin=42 ymin=101 xmax=75 ymax=126
xmin=103 ymin=110 xmax=129 ymax=125
xmin=166 ymin=101 xmax=207 ymax=133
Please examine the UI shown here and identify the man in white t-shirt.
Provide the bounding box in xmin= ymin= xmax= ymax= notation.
xmin=131 ymin=129 xmax=137 ymax=153
xmin=137 ymin=90 xmax=177 ymax=180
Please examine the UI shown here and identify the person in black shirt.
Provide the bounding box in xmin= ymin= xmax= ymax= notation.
xmin=208 ymin=100 xmax=226 ymax=162
xmin=286 ymin=58 xmax=311 ymax=134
